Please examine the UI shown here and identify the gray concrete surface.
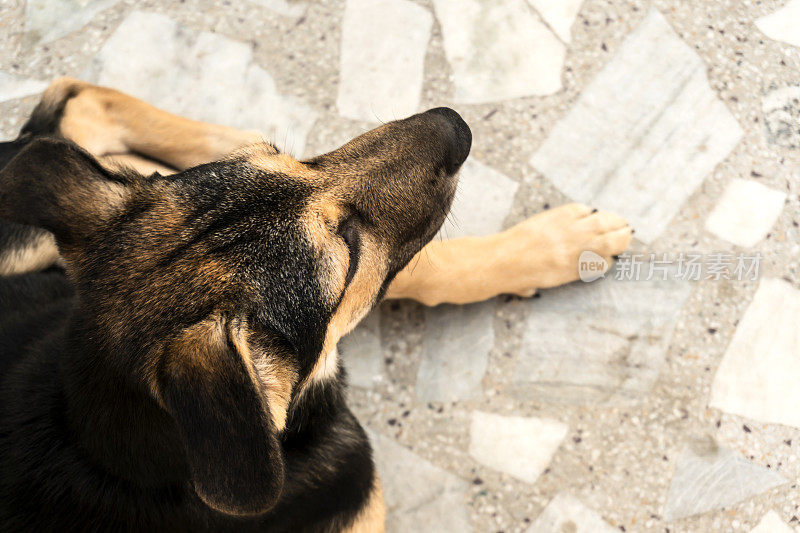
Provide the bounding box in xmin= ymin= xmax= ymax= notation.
xmin=1 ymin=0 xmax=799 ymax=531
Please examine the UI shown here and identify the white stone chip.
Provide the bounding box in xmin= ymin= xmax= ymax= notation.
xmin=337 ymin=0 xmax=432 ymax=122
xmin=338 ymin=312 xmax=383 ymax=388
xmin=664 ymin=436 xmax=787 ymax=522
xmin=84 ymin=11 xmax=317 ymax=156
xmin=439 ymin=158 xmax=519 ymax=239
xmin=368 ymin=430 xmax=471 ymax=533
xmin=704 ymin=178 xmax=786 ymax=248
xmin=756 ymin=0 xmax=800 ymax=48
xmin=432 ymin=0 xmax=565 ymax=104
xmin=0 ymin=72 xmax=48 ymax=103
xmin=516 ymin=272 xmax=691 ymax=404
xmin=526 ymin=0 xmax=584 ymax=43
xmin=24 ymin=0 xmax=119 ymax=45
xmin=527 ymin=493 xmax=616 ymax=533
xmin=469 ymin=410 xmax=568 ymax=484
xmin=248 ymin=0 xmax=305 ymax=17
xmin=531 ymin=9 xmax=743 ymax=243
xmin=417 ymin=300 xmax=495 ymax=403
xmin=710 ymin=278 xmax=800 ymax=428
xmin=751 ymin=510 xmax=796 ymax=533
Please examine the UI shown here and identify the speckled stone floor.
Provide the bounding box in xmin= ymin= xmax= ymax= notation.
xmin=2 ymin=0 xmax=800 ymax=531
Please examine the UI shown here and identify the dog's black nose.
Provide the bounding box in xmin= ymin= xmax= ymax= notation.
xmin=426 ymin=107 xmax=472 ymax=172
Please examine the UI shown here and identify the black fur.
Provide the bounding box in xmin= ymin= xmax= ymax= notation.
xmin=0 ymin=97 xmax=470 ymax=531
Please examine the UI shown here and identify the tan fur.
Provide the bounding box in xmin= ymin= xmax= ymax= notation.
xmin=302 ymin=196 xmax=349 ymax=301
xmin=305 ymin=347 xmax=340 ymax=389
xmin=247 ymin=151 xmax=310 ymax=177
xmin=166 ymin=316 xmax=225 ymax=374
xmin=288 ymin=191 xmax=389 ymax=392
xmin=58 ymin=86 xmax=129 ymax=156
xmin=38 ymin=76 xmax=87 ymax=105
xmin=28 ymin=81 xmax=634 ymax=403
xmin=51 ymin=77 xmax=263 ymax=169
xmin=100 ymin=153 xmax=177 ymax=175
xmin=386 ymin=203 xmax=632 ymax=305
xmin=247 ymin=346 xmax=298 ymax=432
xmin=6 ymin=78 xmax=637 ymax=532
xmin=162 ymin=315 xmax=297 ymax=431
xmin=42 ymin=78 xmax=633 ymax=312
xmin=68 ymin=178 xmax=128 ymax=225
xmin=229 ymin=319 xmax=297 ymax=433
xmin=343 ymin=478 xmax=385 ymax=533
xmin=325 ymin=231 xmax=387 ymax=350
xmin=299 ymin=232 xmax=386 ymax=393
xmin=0 ymin=231 xmax=59 ymax=276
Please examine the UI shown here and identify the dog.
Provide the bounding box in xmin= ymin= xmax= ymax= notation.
xmin=0 ymin=78 xmax=631 ymax=531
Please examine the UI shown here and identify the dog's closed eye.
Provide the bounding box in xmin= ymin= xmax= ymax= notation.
xmin=338 ymin=215 xmax=361 ymax=289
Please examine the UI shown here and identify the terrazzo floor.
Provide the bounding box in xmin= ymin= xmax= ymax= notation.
xmin=2 ymin=0 xmax=800 ymax=531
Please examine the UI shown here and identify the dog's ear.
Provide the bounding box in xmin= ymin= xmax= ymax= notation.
xmin=0 ymin=137 xmax=128 ymax=246
xmin=159 ymin=315 xmax=286 ymax=516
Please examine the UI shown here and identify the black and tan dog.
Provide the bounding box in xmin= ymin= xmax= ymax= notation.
xmin=0 ymin=78 xmax=631 ymax=531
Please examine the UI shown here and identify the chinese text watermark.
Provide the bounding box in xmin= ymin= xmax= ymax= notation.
xmin=579 ymin=252 xmax=762 ymax=282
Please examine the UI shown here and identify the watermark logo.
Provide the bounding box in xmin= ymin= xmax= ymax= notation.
xmin=578 ymin=250 xmax=608 ymax=282
xmin=579 ymin=252 xmax=762 ymax=282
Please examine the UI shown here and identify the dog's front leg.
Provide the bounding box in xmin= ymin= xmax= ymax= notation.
xmin=28 ymin=77 xmax=264 ymax=170
xmin=385 ymin=203 xmax=633 ymax=306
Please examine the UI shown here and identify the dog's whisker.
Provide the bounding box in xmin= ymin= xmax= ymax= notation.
xmin=370 ymin=104 xmax=387 ymax=126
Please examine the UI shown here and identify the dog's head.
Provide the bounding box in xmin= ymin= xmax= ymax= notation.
xmin=0 ymin=107 xmax=470 ymax=516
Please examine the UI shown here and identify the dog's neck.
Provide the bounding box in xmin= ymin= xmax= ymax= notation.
xmin=59 ymin=317 xmax=189 ymax=487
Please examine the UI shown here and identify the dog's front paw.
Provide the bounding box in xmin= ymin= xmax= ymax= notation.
xmin=496 ymin=203 xmax=633 ymax=296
